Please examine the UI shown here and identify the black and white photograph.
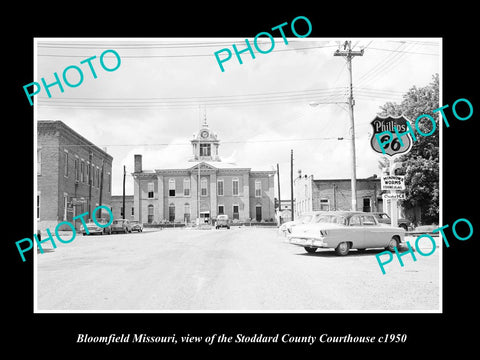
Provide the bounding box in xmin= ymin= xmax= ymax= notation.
xmin=7 ymin=6 xmax=479 ymax=355
xmin=33 ymin=36 xmax=441 ymax=312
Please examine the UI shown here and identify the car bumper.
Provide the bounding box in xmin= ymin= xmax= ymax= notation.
xmin=83 ymin=227 xmax=104 ymax=234
xmin=288 ymin=236 xmax=327 ymax=248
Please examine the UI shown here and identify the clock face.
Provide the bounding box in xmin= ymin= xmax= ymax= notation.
xmin=200 ymin=130 xmax=209 ymax=138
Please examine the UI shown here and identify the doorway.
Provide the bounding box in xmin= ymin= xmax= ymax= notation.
xmin=255 ymin=205 xmax=262 ymax=222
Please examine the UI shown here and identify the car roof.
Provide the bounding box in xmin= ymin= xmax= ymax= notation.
xmin=320 ymin=211 xmax=367 ymax=217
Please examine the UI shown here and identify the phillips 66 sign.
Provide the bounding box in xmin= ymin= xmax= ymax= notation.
xmin=370 ymin=115 xmax=413 ymax=157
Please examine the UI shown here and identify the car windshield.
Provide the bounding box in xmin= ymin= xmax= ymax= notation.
xmin=299 ymin=215 xmax=312 ymax=223
xmin=314 ymin=215 xmax=347 ymax=225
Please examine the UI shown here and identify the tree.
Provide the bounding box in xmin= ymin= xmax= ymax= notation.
xmin=377 ymin=74 xmax=439 ymax=225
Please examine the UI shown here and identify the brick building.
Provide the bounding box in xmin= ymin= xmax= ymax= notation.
xmin=132 ymin=119 xmax=276 ymax=224
xmin=37 ymin=120 xmax=113 ymax=231
xmin=294 ymin=172 xmax=384 ymax=217
xmin=110 ymin=195 xmax=134 ymax=221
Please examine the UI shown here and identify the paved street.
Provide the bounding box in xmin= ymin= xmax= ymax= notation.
xmin=36 ymin=227 xmax=440 ymax=312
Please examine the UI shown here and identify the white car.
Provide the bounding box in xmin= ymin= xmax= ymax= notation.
xmin=288 ymin=211 xmax=405 ymax=256
xmin=279 ymin=211 xmax=327 ymax=236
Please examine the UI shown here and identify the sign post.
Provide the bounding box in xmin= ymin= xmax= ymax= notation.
xmin=370 ymin=114 xmax=413 ymax=228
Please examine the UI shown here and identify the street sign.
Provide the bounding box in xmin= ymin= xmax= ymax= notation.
xmin=382 ymin=193 xmax=406 ymax=200
xmin=381 ymin=175 xmax=405 ymax=190
xmin=370 ymin=115 xmax=413 ymax=157
xmin=71 ymin=198 xmax=87 ymax=205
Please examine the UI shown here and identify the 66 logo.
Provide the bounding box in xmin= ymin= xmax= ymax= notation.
xmin=370 ymin=115 xmax=413 ymax=157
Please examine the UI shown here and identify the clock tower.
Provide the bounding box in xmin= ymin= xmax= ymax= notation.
xmin=190 ymin=116 xmax=221 ymax=162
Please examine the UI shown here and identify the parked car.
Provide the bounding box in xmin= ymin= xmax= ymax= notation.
xmin=371 ymin=212 xmax=412 ymax=231
xmin=111 ymin=219 xmax=132 ymax=234
xmin=131 ymin=220 xmax=144 ymax=232
xmin=215 ymin=214 xmax=230 ymax=229
xmin=288 ymin=211 xmax=405 ymax=256
xmin=81 ymin=219 xmax=112 ymax=235
xmin=279 ymin=211 xmax=328 ymax=236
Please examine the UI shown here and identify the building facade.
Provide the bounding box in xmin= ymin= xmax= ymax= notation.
xmin=294 ymin=172 xmax=384 ymax=217
xmin=110 ymin=195 xmax=135 ymax=221
xmin=132 ymin=120 xmax=276 ymax=224
xmin=37 ymin=120 xmax=113 ymax=231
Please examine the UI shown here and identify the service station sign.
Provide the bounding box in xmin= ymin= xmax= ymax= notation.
xmin=370 ymin=115 xmax=413 ymax=157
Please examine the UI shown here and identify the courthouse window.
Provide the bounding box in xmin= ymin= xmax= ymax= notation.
xmin=255 ymin=180 xmax=262 ymax=197
xmin=183 ymin=178 xmax=190 ymax=196
xmin=200 ymin=143 xmax=211 ymax=156
xmin=169 ymin=179 xmax=175 ymax=197
xmin=217 ymin=179 xmax=224 ymax=196
xmin=148 ymin=182 xmax=155 ymax=198
xmin=232 ymin=178 xmax=239 ymax=196
xmin=201 ymin=177 xmax=208 ymax=196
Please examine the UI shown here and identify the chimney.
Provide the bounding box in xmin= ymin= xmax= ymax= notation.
xmin=134 ymin=154 xmax=142 ymax=173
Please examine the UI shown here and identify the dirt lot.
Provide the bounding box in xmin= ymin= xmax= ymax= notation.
xmin=36 ymin=227 xmax=440 ymax=312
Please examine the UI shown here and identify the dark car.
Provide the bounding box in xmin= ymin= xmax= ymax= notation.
xmin=130 ymin=221 xmax=143 ymax=232
xmin=81 ymin=219 xmax=112 ymax=235
xmin=111 ymin=219 xmax=132 ymax=234
xmin=215 ymin=215 xmax=230 ymax=229
xmin=371 ymin=212 xmax=411 ymax=231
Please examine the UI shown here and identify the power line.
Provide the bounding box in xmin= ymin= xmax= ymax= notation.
xmin=39 ymin=136 xmax=347 ymax=149
xmin=368 ymin=47 xmax=438 ymax=56
xmin=37 ymin=45 xmax=338 ymax=58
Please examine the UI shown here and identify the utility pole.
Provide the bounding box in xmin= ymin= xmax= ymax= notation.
xmin=122 ymin=165 xmax=126 ymax=220
xmin=88 ymin=151 xmax=93 ymax=220
xmin=334 ymin=40 xmax=364 ymax=211
xmin=290 ymin=149 xmax=294 ymax=221
xmin=277 ymin=163 xmax=281 ymax=225
xmin=98 ymin=159 xmax=104 ymax=220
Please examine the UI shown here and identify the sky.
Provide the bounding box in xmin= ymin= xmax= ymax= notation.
xmin=35 ymin=37 xmax=441 ymax=199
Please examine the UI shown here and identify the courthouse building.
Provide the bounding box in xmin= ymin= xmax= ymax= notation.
xmin=132 ymin=120 xmax=276 ymax=224
xmin=37 ymin=120 xmax=113 ymax=231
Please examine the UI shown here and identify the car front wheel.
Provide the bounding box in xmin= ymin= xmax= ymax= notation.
xmin=335 ymin=242 xmax=350 ymax=256
xmin=304 ymin=246 xmax=317 ymax=253
xmin=386 ymin=237 xmax=399 ymax=252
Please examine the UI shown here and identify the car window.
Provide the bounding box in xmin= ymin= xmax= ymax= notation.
xmin=349 ymin=215 xmax=361 ymax=226
xmin=361 ymin=215 xmax=376 ymax=225
xmin=300 ymin=215 xmax=312 ymax=223
xmin=331 ymin=216 xmax=347 ymax=225
xmin=378 ymin=213 xmax=390 ymax=219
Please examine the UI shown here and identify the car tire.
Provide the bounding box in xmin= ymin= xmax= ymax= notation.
xmin=304 ymin=246 xmax=317 ymax=253
xmin=335 ymin=242 xmax=350 ymax=256
xmin=386 ymin=237 xmax=399 ymax=252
